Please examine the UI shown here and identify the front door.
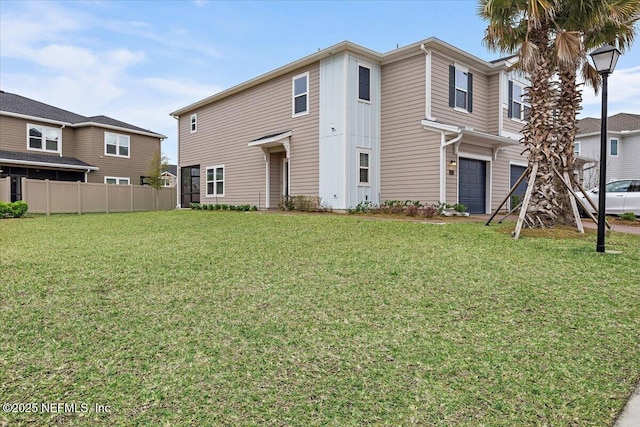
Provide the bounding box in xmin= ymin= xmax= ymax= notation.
xmin=459 ymin=158 xmax=487 ymax=214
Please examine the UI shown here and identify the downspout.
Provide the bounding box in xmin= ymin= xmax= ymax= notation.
xmin=440 ymin=130 xmax=463 ymax=203
xmin=59 ymin=124 xmax=66 ymax=157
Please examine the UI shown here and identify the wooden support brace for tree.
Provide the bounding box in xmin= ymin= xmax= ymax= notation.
xmin=485 ymin=166 xmax=530 ymax=226
xmin=572 ymin=175 xmax=612 ymax=230
xmin=513 ymin=162 xmax=539 ymax=240
xmin=498 ymin=201 xmax=522 ymax=224
xmin=550 ymin=166 xmax=584 ymax=233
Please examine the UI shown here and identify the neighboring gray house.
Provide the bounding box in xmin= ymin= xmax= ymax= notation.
xmin=171 ymin=38 xmax=531 ymax=213
xmin=575 ymin=113 xmax=640 ymax=188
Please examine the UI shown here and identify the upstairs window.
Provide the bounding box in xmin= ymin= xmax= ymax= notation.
xmin=574 ymin=141 xmax=580 ymax=156
xmin=292 ymin=72 xmax=309 ymax=117
xmin=105 ymin=176 xmax=130 ymax=185
xmin=206 ymin=165 xmax=225 ymax=196
xmin=358 ymin=150 xmax=370 ymax=185
xmin=27 ymin=124 xmax=60 ymax=153
xmin=449 ymin=65 xmax=473 ymax=112
xmin=105 ymin=132 xmax=130 ymax=158
xmin=190 ymin=114 xmax=197 ymax=133
xmin=358 ymin=66 xmax=371 ymax=101
xmin=610 ymin=138 xmax=618 ymax=156
xmin=508 ymin=81 xmax=531 ymax=121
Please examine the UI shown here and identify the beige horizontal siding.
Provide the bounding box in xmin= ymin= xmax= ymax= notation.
xmin=179 ymin=62 xmax=320 ymax=206
xmin=487 ymin=74 xmax=500 ymax=135
xmin=430 ymin=52 xmax=490 ymax=133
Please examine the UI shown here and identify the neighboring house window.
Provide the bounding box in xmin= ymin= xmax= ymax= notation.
xmin=206 ymin=165 xmax=224 ymax=196
xmin=105 ymin=176 xmax=130 ymax=185
xmin=27 ymin=124 xmax=60 ymax=153
xmin=610 ymin=138 xmax=618 ymax=156
xmin=358 ymin=65 xmax=371 ymax=102
xmin=358 ymin=150 xmax=370 ymax=185
xmin=574 ymin=141 xmax=580 ymax=156
xmin=292 ymin=72 xmax=309 ymax=117
xmin=190 ymin=114 xmax=197 ymax=133
xmin=449 ymin=65 xmax=473 ymax=112
xmin=105 ymin=132 xmax=130 ymax=158
xmin=508 ymin=81 xmax=531 ymax=121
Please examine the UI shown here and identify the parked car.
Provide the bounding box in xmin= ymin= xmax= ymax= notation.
xmin=576 ymin=179 xmax=640 ymax=215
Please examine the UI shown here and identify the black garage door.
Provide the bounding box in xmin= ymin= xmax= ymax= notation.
xmin=459 ymin=158 xmax=486 ymax=214
xmin=510 ymin=165 xmax=528 ymax=208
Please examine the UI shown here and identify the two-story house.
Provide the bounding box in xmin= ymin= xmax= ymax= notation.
xmin=575 ymin=113 xmax=640 ymax=188
xmin=171 ymin=38 xmax=530 ymax=213
xmin=0 ymin=91 xmax=166 ymax=202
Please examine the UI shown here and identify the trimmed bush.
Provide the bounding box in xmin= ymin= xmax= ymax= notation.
xmin=0 ymin=201 xmax=29 ymax=218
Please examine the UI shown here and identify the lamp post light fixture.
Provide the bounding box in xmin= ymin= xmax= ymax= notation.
xmin=589 ymin=44 xmax=621 ymax=253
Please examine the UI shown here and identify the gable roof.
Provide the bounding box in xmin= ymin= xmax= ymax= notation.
xmin=170 ymin=37 xmax=515 ymax=117
xmin=577 ymin=113 xmax=640 ymax=134
xmin=0 ymin=91 xmax=166 ymax=139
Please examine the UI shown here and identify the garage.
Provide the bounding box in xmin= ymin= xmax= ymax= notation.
xmin=510 ymin=164 xmax=528 ymax=208
xmin=459 ymin=158 xmax=487 ymax=214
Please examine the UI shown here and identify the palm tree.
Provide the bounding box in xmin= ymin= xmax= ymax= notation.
xmin=552 ymin=0 xmax=639 ymax=187
xmin=479 ymin=0 xmax=640 ymax=229
xmin=480 ymin=0 xmax=563 ymax=228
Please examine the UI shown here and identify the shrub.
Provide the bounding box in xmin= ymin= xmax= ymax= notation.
xmin=405 ymin=205 xmax=418 ymax=217
xmin=620 ymin=212 xmax=637 ymax=221
xmin=454 ymin=203 xmax=468 ymax=213
xmin=420 ymin=204 xmax=438 ymax=218
xmin=279 ymin=195 xmax=329 ymax=212
xmin=190 ymin=203 xmax=200 ymax=210
xmin=0 ymin=201 xmax=29 ymax=218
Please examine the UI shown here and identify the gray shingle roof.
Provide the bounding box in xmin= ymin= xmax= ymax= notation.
xmin=166 ymin=164 xmax=178 ymax=176
xmin=577 ymin=113 xmax=640 ymax=134
xmin=0 ymin=91 xmax=164 ymax=137
xmin=0 ymin=150 xmax=98 ymax=169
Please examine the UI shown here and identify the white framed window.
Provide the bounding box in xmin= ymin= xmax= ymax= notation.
xmin=105 ymin=176 xmax=130 ymax=185
xmin=27 ymin=124 xmax=61 ymax=153
xmin=610 ymin=138 xmax=618 ymax=156
xmin=357 ymin=149 xmax=370 ymax=186
xmin=105 ymin=132 xmax=130 ymax=158
xmin=358 ymin=65 xmax=371 ymax=102
xmin=292 ymin=72 xmax=309 ymax=117
xmin=574 ymin=141 xmax=580 ymax=156
xmin=509 ymin=81 xmax=531 ymax=121
xmin=206 ymin=165 xmax=225 ymax=196
xmin=190 ymin=114 xmax=197 ymax=133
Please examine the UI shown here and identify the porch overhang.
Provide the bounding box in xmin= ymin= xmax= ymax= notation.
xmin=248 ymin=130 xmax=292 ymax=158
xmin=0 ymin=150 xmax=99 ymax=172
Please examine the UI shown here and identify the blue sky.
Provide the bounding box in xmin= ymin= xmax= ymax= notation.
xmin=1 ymin=0 xmax=639 ymax=163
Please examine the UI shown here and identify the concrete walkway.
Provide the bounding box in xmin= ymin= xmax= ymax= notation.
xmin=615 ymin=382 xmax=640 ymax=427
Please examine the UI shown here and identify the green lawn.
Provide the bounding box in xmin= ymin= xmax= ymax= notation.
xmin=1 ymin=211 xmax=638 ymax=426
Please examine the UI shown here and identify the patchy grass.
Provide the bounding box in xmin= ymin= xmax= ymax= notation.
xmin=1 ymin=211 xmax=639 ymax=426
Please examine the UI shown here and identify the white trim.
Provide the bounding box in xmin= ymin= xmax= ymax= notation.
xmin=205 ymin=164 xmax=225 ymax=197
xmin=574 ymin=141 xmax=581 ymax=156
xmin=104 ymin=131 xmax=131 ymax=158
xmin=72 ymin=122 xmax=166 ymax=139
xmin=1 ymin=111 xmax=71 ymax=126
xmin=104 ymin=176 xmax=130 ymax=185
xmin=0 ymin=158 xmax=99 ymax=171
xmin=498 ymin=71 xmax=504 ymax=137
xmin=292 ymin=71 xmax=310 ymax=118
xmin=510 ymin=80 xmax=530 ymax=122
xmin=282 ymin=158 xmax=289 ymax=197
xmin=190 ymin=114 xmax=197 ymax=133
xmin=356 ymin=148 xmax=371 ymax=187
xmin=26 ymin=123 xmax=62 ymax=155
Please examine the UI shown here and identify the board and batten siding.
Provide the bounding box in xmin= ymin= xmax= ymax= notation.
xmin=179 ymin=62 xmax=320 ymax=207
xmin=381 ymin=53 xmax=440 ymax=203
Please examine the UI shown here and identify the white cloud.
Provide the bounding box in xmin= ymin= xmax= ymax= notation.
xmin=579 ymin=66 xmax=640 ymax=118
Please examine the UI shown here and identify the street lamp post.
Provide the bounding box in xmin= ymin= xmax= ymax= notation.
xmin=589 ymin=44 xmax=621 ymax=253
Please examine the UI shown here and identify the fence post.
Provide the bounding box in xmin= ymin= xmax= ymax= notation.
xmin=45 ymin=179 xmax=50 ymax=216
xmin=77 ymin=181 xmax=82 ymax=214
xmin=105 ymin=183 xmax=109 ymax=214
xmin=130 ymin=184 xmax=134 ymax=212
